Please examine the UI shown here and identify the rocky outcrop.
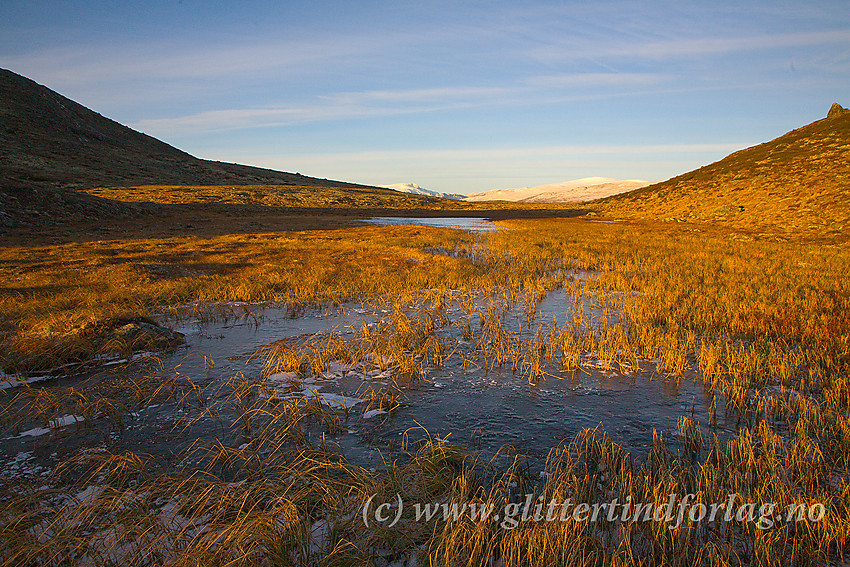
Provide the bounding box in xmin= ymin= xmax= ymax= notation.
xmin=827 ymin=102 xmax=848 ymax=118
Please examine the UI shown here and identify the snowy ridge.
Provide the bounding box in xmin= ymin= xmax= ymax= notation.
xmin=465 ymin=177 xmax=652 ymax=203
xmin=381 ymin=183 xmax=466 ymax=200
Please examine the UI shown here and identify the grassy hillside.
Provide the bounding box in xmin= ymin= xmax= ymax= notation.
xmin=0 ymin=69 xmax=377 ymax=190
xmin=595 ymin=104 xmax=850 ymax=239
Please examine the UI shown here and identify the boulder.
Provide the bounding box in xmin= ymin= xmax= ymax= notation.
xmin=113 ymin=320 xmax=185 ymax=351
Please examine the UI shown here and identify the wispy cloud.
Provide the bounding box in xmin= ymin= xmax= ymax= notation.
xmin=269 ymin=143 xmax=749 ymax=163
xmin=322 ymin=86 xmax=514 ymax=104
xmin=131 ymin=88 xmax=515 ymax=134
xmin=532 ymin=29 xmax=850 ymax=62
xmin=0 ymin=31 xmax=398 ymax=87
xmin=624 ymin=29 xmax=850 ymax=59
xmin=132 ymin=84 xmax=528 ymax=134
xmin=132 ymin=74 xmax=674 ymax=135
xmin=525 ymin=73 xmax=667 ymax=88
xmin=132 ymin=104 xmax=408 ymax=134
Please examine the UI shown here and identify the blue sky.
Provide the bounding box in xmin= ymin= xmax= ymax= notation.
xmin=1 ymin=1 xmax=848 ymax=194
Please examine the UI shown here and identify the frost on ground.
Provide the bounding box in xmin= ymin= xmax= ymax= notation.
xmin=0 ymin=451 xmax=48 ymax=478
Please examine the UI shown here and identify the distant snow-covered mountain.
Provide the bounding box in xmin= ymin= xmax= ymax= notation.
xmin=465 ymin=177 xmax=652 ymax=203
xmin=381 ymin=183 xmax=465 ymax=200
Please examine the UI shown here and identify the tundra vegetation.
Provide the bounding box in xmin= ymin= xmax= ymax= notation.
xmin=0 ymin=209 xmax=848 ymax=566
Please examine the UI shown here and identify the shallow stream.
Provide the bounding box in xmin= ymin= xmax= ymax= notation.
xmin=0 ymin=285 xmax=736 ymax=480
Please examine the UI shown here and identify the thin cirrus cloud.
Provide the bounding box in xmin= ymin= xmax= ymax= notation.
xmin=271 ymin=143 xmax=749 ymax=164
xmin=132 ymin=74 xmax=666 ymax=136
xmin=532 ymin=29 xmax=850 ymax=62
xmin=132 ymin=105 xmax=417 ymax=134
xmin=524 ymin=73 xmax=667 ymax=88
xmin=625 ymin=29 xmax=850 ymax=59
xmin=0 ymin=32 xmax=396 ymax=86
xmin=132 ymin=86 xmax=524 ymax=134
xmin=320 ymin=86 xmax=515 ymax=105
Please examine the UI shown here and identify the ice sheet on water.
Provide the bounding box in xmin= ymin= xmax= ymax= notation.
xmin=362 ymin=409 xmax=388 ymax=419
xmin=9 ymin=414 xmax=85 ymax=439
xmin=49 ymin=415 xmax=85 ymax=428
xmin=296 ymin=387 xmax=365 ymax=409
xmin=269 ymin=384 xmax=365 ymax=410
xmin=266 ymin=371 xmax=299 ymax=385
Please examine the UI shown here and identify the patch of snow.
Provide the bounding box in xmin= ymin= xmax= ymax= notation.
xmin=267 ymin=371 xmax=299 ymax=385
xmin=362 ymin=409 xmax=388 ymax=419
xmin=16 ymin=427 xmax=52 ymax=438
xmin=275 ymin=385 xmax=365 ymax=410
xmin=9 ymin=414 xmax=85 ymax=439
xmin=49 ymin=414 xmax=85 ymax=428
xmin=301 ymin=387 xmax=365 ymax=409
xmin=0 ymin=373 xmax=53 ymax=390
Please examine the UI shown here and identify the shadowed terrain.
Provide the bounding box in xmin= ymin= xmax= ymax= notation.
xmin=0 ymin=68 xmax=584 ymax=237
xmin=0 ymin=69 xmax=443 ymax=230
xmin=0 ymin=69 xmax=383 ymax=190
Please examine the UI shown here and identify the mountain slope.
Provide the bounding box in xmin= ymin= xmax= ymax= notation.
xmin=0 ymin=68 xmax=375 ymax=190
xmin=466 ymin=177 xmax=650 ymax=203
xmin=1 ymin=69 xmax=470 ymax=229
xmin=380 ymin=183 xmax=465 ymax=200
xmin=595 ymin=105 xmax=850 ymax=237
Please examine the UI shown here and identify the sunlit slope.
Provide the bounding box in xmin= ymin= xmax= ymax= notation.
xmin=83 ymin=184 xmax=461 ymax=209
xmin=595 ymin=104 xmax=850 ymax=237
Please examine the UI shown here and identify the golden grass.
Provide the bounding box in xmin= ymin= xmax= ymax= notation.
xmin=1 ymin=217 xmax=849 ymax=565
xmin=593 ymin=112 xmax=850 ymax=240
xmin=0 ymin=225 xmax=483 ymax=372
xmin=83 ymin=184 xmax=575 ymax=211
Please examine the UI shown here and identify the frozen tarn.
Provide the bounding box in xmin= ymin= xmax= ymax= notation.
xmin=364 ymin=217 xmax=497 ymax=232
xmin=0 ymin=287 xmax=737 ymax=479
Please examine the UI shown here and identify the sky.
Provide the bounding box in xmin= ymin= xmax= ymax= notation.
xmin=1 ymin=1 xmax=848 ymax=195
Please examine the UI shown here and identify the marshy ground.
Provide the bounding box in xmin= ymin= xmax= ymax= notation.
xmin=0 ymin=208 xmax=848 ymax=566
